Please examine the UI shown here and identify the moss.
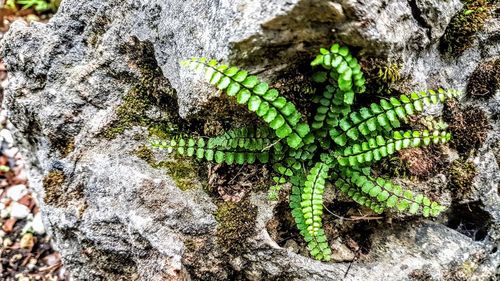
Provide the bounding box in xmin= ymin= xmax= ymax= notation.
xmin=359 ymin=57 xmax=405 ymax=96
xmin=440 ymin=0 xmax=493 ymax=56
xmin=466 ymin=57 xmax=500 ymax=99
xmin=409 ymin=269 xmax=434 ymax=281
xmin=444 ymin=101 xmax=492 ymax=155
xmin=215 ymin=198 xmax=257 ymax=252
xmin=448 ymin=159 xmax=477 ymax=197
xmin=80 ymin=240 xmax=139 ymax=280
xmin=43 ymin=170 xmax=86 ymax=208
xmin=102 ymin=62 xmax=184 ymax=140
xmin=134 ymin=145 xmax=200 ymax=191
xmin=43 ymin=170 xmax=66 ymax=206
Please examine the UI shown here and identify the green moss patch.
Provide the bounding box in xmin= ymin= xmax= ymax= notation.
xmin=360 ymin=57 xmax=404 ymax=96
xmin=134 ymin=145 xmax=200 ymax=191
xmin=440 ymin=0 xmax=493 ymax=56
xmin=215 ymin=199 xmax=257 ymax=252
xmin=448 ymin=159 xmax=477 ymax=198
xmin=43 ymin=170 xmax=66 ymax=206
xmin=102 ymin=64 xmax=182 ymax=140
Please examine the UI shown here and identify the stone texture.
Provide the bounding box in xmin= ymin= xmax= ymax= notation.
xmin=1 ymin=0 xmax=499 ymax=280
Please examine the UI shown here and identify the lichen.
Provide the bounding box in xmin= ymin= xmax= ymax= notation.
xmin=466 ymin=57 xmax=500 ymax=99
xmin=47 ymin=132 xmax=75 ymax=158
xmin=215 ymin=198 xmax=257 ymax=252
xmin=440 ymin=0 xmax=493 ymax=56
xmin=134 ymin=145 xmax=200 ymax=191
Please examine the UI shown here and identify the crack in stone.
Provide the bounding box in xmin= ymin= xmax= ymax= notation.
xmin=407 ymin=0 xmax=432 ymax=40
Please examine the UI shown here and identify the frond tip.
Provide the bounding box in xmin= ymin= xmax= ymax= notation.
xmin=180 ymin=58 xmax=313 ymax=149
xmin=343 ymin=168 xmax=446 ymax=217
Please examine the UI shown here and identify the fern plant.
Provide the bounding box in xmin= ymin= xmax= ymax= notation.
xmin=150 ymin=43 xmax=460 ymax=261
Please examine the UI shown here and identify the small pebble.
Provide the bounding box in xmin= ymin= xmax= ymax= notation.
xmin=32 ymin=212 xmax=46 ymax=235
xmin=2 ymin=147 xmax=18 ymax=158
xmin=10 ymin=202 xmax=31 ymax=219
xmin=6 ymin=184 xmax=28 ymax=201
xmin=3 ymin=237 xmax=12 ymax=247
xmin=1 ymin=209 xmax=10 ymax=218
xmin=27 ymin=258 xmax=37 ymax=270
xmin=0 ymin=111 xmax=7 ymax=125
xmin=20 ymin=232 xmax=35 ymax=249
xmin=0 ymin=129 xmax=14 ymax=145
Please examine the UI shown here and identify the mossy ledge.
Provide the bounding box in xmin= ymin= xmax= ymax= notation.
xmin=134 ymin=145 xmax=200 ymax=191
xmin=101 ymin=63 xmax=182 ymax=140
xmin=43 ymin=170 xmax=66 ymax=206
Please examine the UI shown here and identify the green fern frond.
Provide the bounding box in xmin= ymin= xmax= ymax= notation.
xmin=311 ymin=85 xmax=339 ymax=143
xmin=311 ymin=43 xmax=366 ymax=95
xmin=268 ymin=158 xmax=303 ymax=200
xmin=207 ymin=127 xmax=277 ymax=151
xmin=342 ymin=167 xmax=446 ymax=217
xmin=289 ymin=163 xmax=332 ymax=261
xmin=150 ymin=136 xmax=271 ymax=164
xmin=180 ymin=58 xmax=312 ymax=149
xmin=336 ymin=130 xmax=451 ymax=167
xmin=329 ymin=89 xmax=461 ymax=146
xmin=332 ymin=171 xmax=385 ymax=214
xmin=300 ymin=162 xmax=331 ymax=261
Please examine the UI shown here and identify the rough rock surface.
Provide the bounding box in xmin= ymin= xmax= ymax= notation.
xmin=1 ymin=0 xmax=499 ymax=280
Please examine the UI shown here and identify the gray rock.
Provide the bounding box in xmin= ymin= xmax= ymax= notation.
xmin=0 ymin=0 xmax=498 ymax=280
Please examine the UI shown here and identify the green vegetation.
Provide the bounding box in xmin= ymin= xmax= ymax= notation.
xmin=151 ymin=43 xmax=461 ymax=261
xmin=4 ymin=0 xmax=60 ymax=13
xmin=440 ymin=0 xmax=493 ymax=56
xmin=215 ymin=199 xmax=257 ymax=251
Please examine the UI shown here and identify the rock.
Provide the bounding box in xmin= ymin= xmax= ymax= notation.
xmin=329 ymin=238 xmax=355 ymax=262
xmin=20 ymin=232 xmax=35 ymax=250
xmin=3 ymin=237 xmax=12 ymax=248
xmin=0 ymin=128 xmax=13 ymax=146
xmin=9 ymin=202 xmax=30 ymax=219
xmin=2 ymin=147 xmax=18 ymax=158
xmin=6 ymin=184 xmax=28 ymax=201
xmin=0 ymin=0 xmax=498 ymax=280
xmin=32 ymin=212 xmax=45 ymax=235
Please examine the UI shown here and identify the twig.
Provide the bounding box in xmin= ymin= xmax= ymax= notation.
xmin=323 ymin=204 xmax=383 ymax=221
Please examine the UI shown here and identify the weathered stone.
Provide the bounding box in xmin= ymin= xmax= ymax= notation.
xmin=0 ymin=0 xmax=499 ymax=280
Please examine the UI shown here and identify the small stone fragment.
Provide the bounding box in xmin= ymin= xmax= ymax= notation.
xmin=2 ymin=147 xmax=19 ymax=158
xmin=0 ymin=128 xmax=14 ymax=145
xmin=32 ymin=212 xmax=46 ymax=235
xmin=3 ymin=237 xmax=13 ymax=247
xmin=6 ymin=184 xmax=28 ymax=201
xmin=20 ymin=232 xmax=35 ymax=250
xmin=10 ymin=202 xmax=31 ymax=219
xmin=330 ymin=238 xmax=356 ymax=262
